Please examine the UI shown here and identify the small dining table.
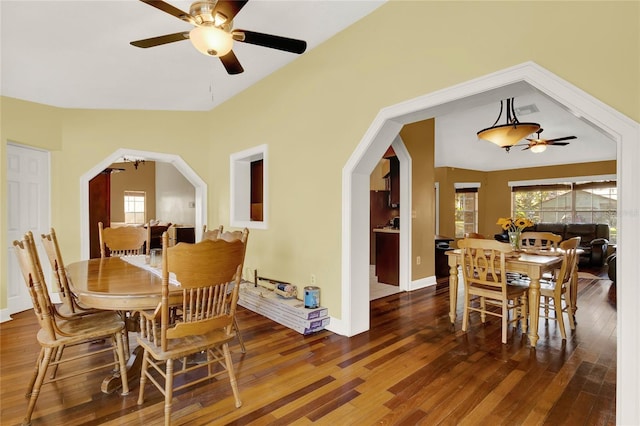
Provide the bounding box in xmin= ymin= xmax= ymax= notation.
xmin=445 ymin=248 xmax=565 ymax=347
xmin=66 ymin=256 xmax=182 ymax=393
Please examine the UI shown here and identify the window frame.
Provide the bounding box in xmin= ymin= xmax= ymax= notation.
xmin=123 ymin=190 xmax=146 ymax=225
xmin=230 ymin=144 xmax=268 ymax=230
xmin=454 ymin=182 xmax=480 ymax=238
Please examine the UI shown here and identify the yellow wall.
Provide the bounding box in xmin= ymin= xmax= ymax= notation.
xmin=2 ymin=2 xmax=638 ymax=318
xmin=400 ymin=119 xmax=436 ymax=279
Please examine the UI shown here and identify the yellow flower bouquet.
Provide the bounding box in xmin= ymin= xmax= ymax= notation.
xmin=497 ymin=216 xmax=534 ymax=250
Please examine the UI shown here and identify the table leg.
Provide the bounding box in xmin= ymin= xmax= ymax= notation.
xmin=528 ymin=276 xmax=541 ymax=347
xmin=448 ymin=260 xmax=459 ymax=325
xmin=101 ymin=343 xmax=144 ymax=394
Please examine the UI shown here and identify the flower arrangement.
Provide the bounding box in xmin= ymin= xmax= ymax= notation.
xmin=496 ymin=216 xmax=534 ymax=233
xmin=497 ymin=216 xmax=534 ymax=250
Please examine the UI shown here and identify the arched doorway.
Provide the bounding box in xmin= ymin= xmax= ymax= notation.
xmin=340 ymin=62 xmax=638 ymax=421
xmin=79 ymin=148 xmax=207 ymax=259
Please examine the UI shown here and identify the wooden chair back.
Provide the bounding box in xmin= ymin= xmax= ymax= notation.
xmin=99 ymin=222 xmax=148 ymax=257
xmin=202 ymin=224 xmax=224 ymax=241
xmin=458 ymin=238 xmax=510 ymax=290
xmin=464 ymin=232 xmax=485 ymax=239
xmin=520 ymin=231 xmax=562 ymax=249
xmin=159 ymin=233 xmax=245 ymax=351
xmin=13 ymin=232 xmax=59 ymax=341
xmin=555 ymin=237 xmax=580 ymax=288
xmin=40 ymin=228 xmax=75 ymax=314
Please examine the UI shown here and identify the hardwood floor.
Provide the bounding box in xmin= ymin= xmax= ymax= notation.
xmin=1 ymin=273 xmax=616 ymax=425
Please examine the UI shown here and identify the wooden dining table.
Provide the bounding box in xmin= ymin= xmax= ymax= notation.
xmin=66 ymin=256 xmax=182 ymax=393
xmin=445 ymin=248 xmax=565 ymax=347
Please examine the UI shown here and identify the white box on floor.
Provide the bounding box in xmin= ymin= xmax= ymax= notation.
xmin=238 ymin=282 xmax=330 ymax=334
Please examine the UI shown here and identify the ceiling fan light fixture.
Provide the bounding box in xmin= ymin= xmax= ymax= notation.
xmin=477 ymin=98 xmax=541 ymax=149
xmin=189 ymin=25 xmax=233 ymax=57
xmin=529 ymin=143 xmax=547 ymax=153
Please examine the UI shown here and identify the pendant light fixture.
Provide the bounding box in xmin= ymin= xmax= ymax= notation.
xmin=477 ymin=98 xmax=541 ymax=152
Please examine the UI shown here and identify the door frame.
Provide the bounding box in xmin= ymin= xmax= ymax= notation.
xmin=335 ymin=61 xmax=639 ymax=422
xmin=3 ymin=142 xmax=51 ymax=321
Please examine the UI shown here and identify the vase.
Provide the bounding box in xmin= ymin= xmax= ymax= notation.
xmin=508 ymin=231 xmax=521 ymax=251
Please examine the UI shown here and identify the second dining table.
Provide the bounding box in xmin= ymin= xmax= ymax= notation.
xmin=446 ymin=247 xmax=566 ymax=347
xmin=66 ymin=255 xmax=182 ymax=393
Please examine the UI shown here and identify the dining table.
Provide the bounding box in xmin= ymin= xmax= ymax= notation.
xmin=446 ymin=247 xmax=567 ymax=347
xmin=66 ymin=255 xmax=182 ymax=394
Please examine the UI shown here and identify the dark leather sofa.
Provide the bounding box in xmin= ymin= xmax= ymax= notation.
xmin=495 ymin=223 xmax=609 ymax=266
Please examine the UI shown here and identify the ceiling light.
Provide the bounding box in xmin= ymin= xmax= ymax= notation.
xmin=477 ymin=98 xmax=541 ymax=151
xmin=529 ymin=143 xmax=547 ymax=153
xmin=189 ymin=25 xmax=233 ymax=57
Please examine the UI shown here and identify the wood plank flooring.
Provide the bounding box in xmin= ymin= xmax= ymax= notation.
xmin=0 ymin=273 xmax=616 ymax=425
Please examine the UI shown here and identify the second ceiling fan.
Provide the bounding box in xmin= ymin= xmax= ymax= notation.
xmin=130 ymin=0 xmax=307 ymax=75
xmin=521 ymin=129 xmax=577 ymax=153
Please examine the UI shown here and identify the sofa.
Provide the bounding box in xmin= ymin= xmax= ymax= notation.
xmin=495 ymin=223 xmax=609 ymax=266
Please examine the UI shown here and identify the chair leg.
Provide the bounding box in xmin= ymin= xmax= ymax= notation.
xmin=49 ymin=345 xmax=64 ymax=379
xmin=462 ymin=290 xmax=470 ymax=332
xmin=566 ymin=296 xmax=576 ymax=330
xmin=554 ymin=295 xmax=567 ymax=340
xmin=137 ymin=351 xmax=149 ymax=406
xmin=223 ymin=343 xmax=242 ymax=408
xmin=520 ymin=293 xmax=528 ymax=334
xmin=24 ymin=347 xmax=54 ymax=426
xmin=480 ymin=297 xmax=487 ymax=323
xmin=164 ymin=359 xmax=174 ymax=426
xmin=501 ymin=301 xmax=508 ymax=344
xmin=26 ymin=348 xmax=45 ymax=398
xmin=233 ymin=317 xmax=246 ymax=354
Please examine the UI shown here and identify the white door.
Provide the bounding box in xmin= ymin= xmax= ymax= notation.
xmin=5 ymin=143 xmax=51 ymax=317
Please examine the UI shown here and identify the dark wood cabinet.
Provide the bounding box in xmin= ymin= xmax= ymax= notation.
xmin=375 ymin=231 xmax=399 ymax=286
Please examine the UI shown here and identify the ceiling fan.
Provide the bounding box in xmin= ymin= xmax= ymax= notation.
xmin=520 ymin=129 xmax=577 ymax=153
xmin=130 ymin=0 xmax=307 ymax=75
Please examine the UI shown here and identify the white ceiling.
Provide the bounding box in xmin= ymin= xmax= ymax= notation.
xmin=1 ymin=1 xmax=616 ymax=171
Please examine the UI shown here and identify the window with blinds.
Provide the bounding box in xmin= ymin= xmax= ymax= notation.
xmin=511 ymin=180 xmax=617 ymax=242
xmin=455 ymin=187 xmax=478 ymax=238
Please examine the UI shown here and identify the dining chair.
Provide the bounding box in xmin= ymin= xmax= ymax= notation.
xmin=536 ymin=236 xmax=580 ymax=340
xmin=13 ymin=232 xmax=129 ymax=426
xmin=519 ymin=231 xmax=562 ymax=249
xmin=458 ymin=238 xmax=529 ymax=344
xmin=98 ymin=221 xmax=149 ymax=351
xmin=201 ymin=226 xmax=249 ymax=353
xmin=137 ymin=233 xmax=245 ymax=426
xmin=40 ymin=228 xmax=101 ymax=318
xmin=98 ymin=221 xmax=149 ymax=257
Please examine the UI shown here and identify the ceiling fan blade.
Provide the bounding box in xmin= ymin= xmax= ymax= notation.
xmin=234 ymin=30 xmax=307 ymax=54
xmin=521 ymin=145 xmax=531 ymax=151
xmin=546 ymin=136 xmax=577 ymax=144
xmin=219 ymin=51 xmax=244 ymax=74
xmin=130 ymin=32 xmax=190 ymax=48
xmin=139 ymin=0 xmax=193 ymax=23
xmin=548 ymin=142 xmax=571 ymax=146
xmin=214 ymin=0 xmax=249 ymax=22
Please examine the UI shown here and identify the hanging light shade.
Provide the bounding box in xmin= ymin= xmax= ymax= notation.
xmin=189 ymin=25 xmax=233 ymax=57
xmin=477 ymin=98 xmax=540 ymax=149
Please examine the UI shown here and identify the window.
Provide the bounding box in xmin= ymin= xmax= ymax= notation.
xmin=124 ymin=191 xmax=146 ymax=224
xmin=455 ymin=186 xmax=478 ymax=238
xmin=230 ymin=144 xmax=268 ymax=229
xmin=512 ymin=179 xmax=617 ymax=243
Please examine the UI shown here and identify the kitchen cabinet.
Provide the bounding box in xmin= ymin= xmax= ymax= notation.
xmin=374 ymin=229 xmax=399 ymax=286
xmin=168 ymin=226 xmax=195 ymax=246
